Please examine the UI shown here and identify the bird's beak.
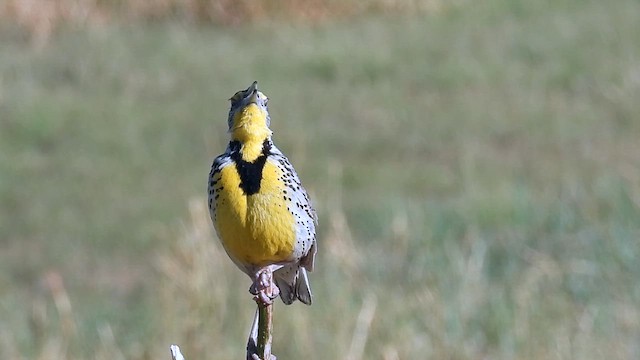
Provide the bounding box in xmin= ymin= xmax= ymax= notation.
xmin=247 ymin=81 xmax=259 ymax=104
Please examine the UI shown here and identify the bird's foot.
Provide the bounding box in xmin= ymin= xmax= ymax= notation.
xmin=249 ymin=267 xmax=279 ymax=305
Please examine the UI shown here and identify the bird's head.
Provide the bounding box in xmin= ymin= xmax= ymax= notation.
xmin=227 ymin=81 xmax=272 ymax=144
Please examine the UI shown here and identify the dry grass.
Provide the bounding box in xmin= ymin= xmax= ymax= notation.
xmin=14 ymin=193 xmax=639 ymax=359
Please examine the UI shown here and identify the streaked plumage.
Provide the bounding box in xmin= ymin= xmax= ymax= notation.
xmin=208 ymin=81 xmax=317 ymax=305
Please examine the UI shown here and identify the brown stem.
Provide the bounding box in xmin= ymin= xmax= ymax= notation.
xmin=256 ymin=300 xmax=273 ymax=360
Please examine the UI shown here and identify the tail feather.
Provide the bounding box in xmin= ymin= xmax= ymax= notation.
xmin=274 ymin=265 xmax=313 ymax=305
xmin=295 ymin=267 xmax=312 ymax=305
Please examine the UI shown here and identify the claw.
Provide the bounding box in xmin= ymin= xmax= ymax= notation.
xmin=250 ymin=267 xmax=279 ymax=305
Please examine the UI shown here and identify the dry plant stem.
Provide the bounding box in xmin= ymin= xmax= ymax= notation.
xmin=257 ymin=301 xmax=274 ymax=359
xmin=247 ymin=266 xmax=279 ymax=360
xmin=248 ymin=268 xmax=277 ymax=360
xmin=247 ymin=296 xmax=275 ymax=360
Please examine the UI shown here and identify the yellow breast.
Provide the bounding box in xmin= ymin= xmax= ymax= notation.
xmin=214 ymin=160 xmax=296 ymax=266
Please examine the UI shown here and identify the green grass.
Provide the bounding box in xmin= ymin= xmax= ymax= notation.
xmin=2 ymin=0 xmax=640 ymax=358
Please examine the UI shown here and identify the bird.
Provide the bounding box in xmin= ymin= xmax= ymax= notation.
xmin=208 ymin=81 xmax=317 ymax=306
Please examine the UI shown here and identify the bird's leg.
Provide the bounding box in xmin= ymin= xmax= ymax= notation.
xmin=249 ymin=266 xmax=280 ymax=305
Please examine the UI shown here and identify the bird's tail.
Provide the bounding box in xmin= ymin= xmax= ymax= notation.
xmin=274 ymin=265 xmax=312 ymax=305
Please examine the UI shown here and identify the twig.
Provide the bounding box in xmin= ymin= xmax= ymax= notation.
xmin=248 ymin=267 xmax=277 ymax=360
xmin=256 ymin=301 xmax=274 ymax=360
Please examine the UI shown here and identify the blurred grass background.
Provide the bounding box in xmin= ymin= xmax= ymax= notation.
xmin=1 ymin=0 xmax=640 ymax=358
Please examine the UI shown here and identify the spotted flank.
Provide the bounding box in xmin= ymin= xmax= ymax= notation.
xmin=208 ymin=81 xmax=317 ymax=305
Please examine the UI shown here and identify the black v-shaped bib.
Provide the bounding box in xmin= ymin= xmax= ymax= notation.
xmin=229 ymin=140 xmax=272 ymax=195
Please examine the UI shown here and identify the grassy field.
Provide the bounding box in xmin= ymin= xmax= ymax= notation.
xmin=2 ymin=0 xmax=640 ymax=358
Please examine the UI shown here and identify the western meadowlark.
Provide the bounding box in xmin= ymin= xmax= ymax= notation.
xmin=208 ymin=81 xmax=317 ymax=306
